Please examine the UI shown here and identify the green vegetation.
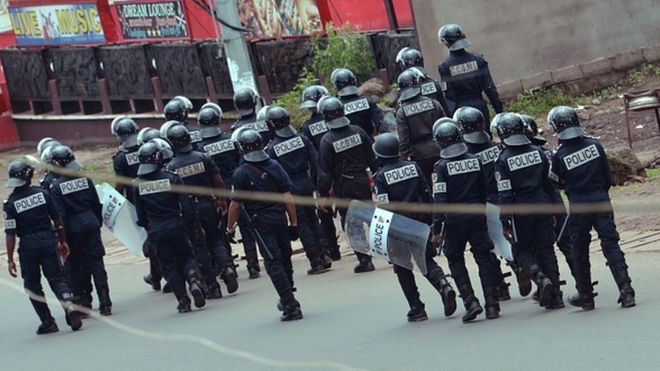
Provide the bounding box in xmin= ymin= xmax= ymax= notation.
xmin=506 ymin=87 xmax=576 ymax=118
xmin=273 ymin=69 xmax=318 ymax=129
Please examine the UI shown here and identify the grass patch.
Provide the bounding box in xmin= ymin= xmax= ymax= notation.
xmin=506 ymin=87 xmax=576 ymax=118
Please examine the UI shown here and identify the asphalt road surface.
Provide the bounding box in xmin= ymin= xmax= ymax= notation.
xmin=1 ymin=245 xmax=659 ymax=371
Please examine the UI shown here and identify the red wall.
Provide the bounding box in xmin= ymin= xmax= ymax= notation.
xmin=318 ymin=0 xmax=413 ymax=31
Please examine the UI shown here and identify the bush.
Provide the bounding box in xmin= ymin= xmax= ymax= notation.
xmin=506 ymin=87 xmax=576 ymax=118
xmin=274 ymin=69 xmax=319 ymax=129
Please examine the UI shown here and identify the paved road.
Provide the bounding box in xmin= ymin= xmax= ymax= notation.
xmin=1 ymin=243 xmax=659 ymax=371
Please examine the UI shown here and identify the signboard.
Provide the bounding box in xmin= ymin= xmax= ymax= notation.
xmin=0 ymin=0 xmax=11 ymax=33
xmin=116 ymin=0 xmax=189 ymax=41
xmin=9 ymin=3 xmax=105 ymax=46
xmin=238 ymin=0 xmax=323 ymax=39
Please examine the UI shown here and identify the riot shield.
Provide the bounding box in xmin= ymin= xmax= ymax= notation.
xmin=95 ymin=183 xmax=146 ymax=256
xmin=346 ymin=200 xmax=429 ymax=274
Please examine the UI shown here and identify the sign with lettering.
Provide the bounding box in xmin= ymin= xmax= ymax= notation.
xmin=10 ymin=3 xmax=105 ymax=46
xmin=368 ymin=208 xmax=393 ymax=262
xmin=116 ymin=0 xmax=189 ymax=41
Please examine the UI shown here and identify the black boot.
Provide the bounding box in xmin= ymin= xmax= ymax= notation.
xmin=329 ymin=247 xmax=341 ymax=261
xmin=484 ymin=287 xmax=500 ymax=320
xmin=307 ymin=257 xmax=330 ymax=275
xmin=497 ymin=282 xmax=512 ymax=301
xmin=569 ymin=292 xmax=595 ymax=310
xmin=162 ymin=282 xmax=172 ymax=293
xmin=549 ymin=287 xmax=564 ymax=309
xmin=354 ymin=255 xmax=375 ymax=273
xmin=97 ymin=286 xmax=112 ymax=316
xmin=143 ymin=274 xmax=161 ymax=291
xmin=531 ymin=267 xmax=553 ymax=308
xmin=36 ymin=320 xmax=59 ymax=335
xmin=61 ymin=293 xmax=83 ymax=331
xmin=247 ymin=258 xmax=261 ymax=279
xmin=186 ymin=271 xmax=207 ymax=309
xmin=172 ymin=283 xmax=192 ymax=313
xmin=458 ymin=285 xmax=483 ymax=323
xmin=206 ymin=281 xmax=223 ymax=300
xmin=508 ymin=261 xmax=532 ymax=297
xmin=280 ymin=292 xmax=303 ymax=322
xmin=221 ymin=265 xmax=239 ymax=294
xmin=427 ymin=271 xmax=457 ymax=317
xmin=407 ymin=303 xmax=428 ymax=322
xmin=322 ymin=254 xmax=333 ymax=269
xmin=612 ymin=269 xmax=636 ymax=308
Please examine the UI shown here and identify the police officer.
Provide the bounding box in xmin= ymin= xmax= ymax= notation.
xmin=4 ymin=159 xmax=83 ymax=334
xmin=395 ymin=68 xmax=445 ymax=185
xmin=430 ymin=120 xmax=501 ymax=322
xmin=299 ymin=85 xmax=341 ymax=261
xmin=226 ymin=129 xmax=303 ymax=321
xmin=49 ymin=146 xmax=112 ymax=315
xmin=521 ymin=114 xmax=576 ymax=284
xmin=437 ymin=24 xmax=504 ymax=119
xmin=455 ymin=107 xmax=532 ymax=300
xmin=372 ymin=133 xmax=457 ymax=321
xmin=137 ymin=127 xmax=162 ymax=147
xmin=331 ymin=68 xmax=385 ymax=136
xmin=133 ymin=142 xmax=207 ymax=313
xmin=164 ymin=97 xmax=202 ymax=146
xmin=548 ymin=106 xmax=635 ymax=309
xmin=111 ymin=117 xmax=140 ymax=201
xmin=37 ymin=138 xmax=61 ymax=190
xmin=232 ymin=87 xmax=271 ymax=142
xmin=396 ymin=47 xmax=449 ymax=113
xmin=317 ymin=96 xmax=376 ymax=273
xmin=495 ymin=113 xmax=562 ymax=309
xmin=264 ymin=106 xmax=332 ymax=274
xmin=165 ymin=124 xmax=238 ymax=298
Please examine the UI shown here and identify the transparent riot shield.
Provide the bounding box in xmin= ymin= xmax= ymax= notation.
xmin=346 ymin=200 xmax=429 ymax=274
xmin=96 ymin=183 xmax=146 ymax=256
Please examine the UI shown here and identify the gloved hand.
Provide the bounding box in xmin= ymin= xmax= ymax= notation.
xmin=288 ymin=225 xmax=299 ymax=241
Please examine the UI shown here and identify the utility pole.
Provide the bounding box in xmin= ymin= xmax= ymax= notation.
xmin=383 ymin=0 xmax=399 ymax=31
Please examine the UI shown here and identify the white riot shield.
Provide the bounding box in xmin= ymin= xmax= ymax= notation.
xmin=485 ymin=202 xmax=514 ymax=261
xmin=96 ymin=183 xmax=146 ymax=256
xmin=346 ymin=200 xmax=429 ymax=274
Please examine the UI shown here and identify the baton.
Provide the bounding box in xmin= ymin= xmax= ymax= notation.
xmin=510 ymin=215 xmax=519 ymax=243
xmin=556 ymin=204 xmax=570 ymax=243
xmin=239 ymin=205 xmax=274 ymax=260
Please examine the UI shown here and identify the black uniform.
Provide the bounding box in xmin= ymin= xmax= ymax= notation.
xmin=374 ymin=159 xmax=454 ymax=313
xmin=4 ymin=186 xmax=76 ymax=324
xmin=553 ymin=136 xmax=631 ymax=298
xmin=267 ymin=133 xmax=328 ymax=269
xmin=432 ymin=153 xmax=499 ymax=306
xmin=438 ymin=50 xmax=503 ymax=119
xmin=395 ymin=95 xmax=444 ymax=184
xmin=339 ymin=94 xmax=385 ymax=136
xmin=301 ymin=112 xmax=329 ymax=151
xmin=166 ymin=149 xmax=232 ymax=294
xmin=134 ymin=169 xmax=203 ymax=307
xmin=318 ymin=125 xmax=375 ymax=267
xmin=40 ymin=171 xmax=59 ymax=191
xmin=232 ymin=159 xmax=296 ymax=297
xmin=495 ymin=145 xmax=560 ymax=291
xmin=112 ymin=146 xmax=140 ymax=201
xmin=50 ymin=175 xmax=111 ymax=311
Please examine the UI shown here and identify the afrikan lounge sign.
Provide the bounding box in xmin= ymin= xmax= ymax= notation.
xmin=9 ymin=2 xmax=105 ymax=46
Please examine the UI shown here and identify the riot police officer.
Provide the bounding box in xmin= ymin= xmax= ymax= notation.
xmin=226 ymin=129 xmax=303 ymax=321
xmin=299 ymin=85 xmax=341 ymax=261
xmin=331 ymin=68 xmax=385 ymax=136
xmin=317 ymin=96 xmax=376 ymax=273
xmin=455 ymin=107 xmax=532 ymax=300
xmin=395 ymin=68 xmax=445 ymax=185
xmin=165 ymin=124 xmax=238 ymax=298
xmin=232 ymin=87 xmax=271 ymax=142
xmin=111 ymin=117 xmax=140 ymax=201
xmin=4 ymin=159 xmax=83 ymax=334
xmin=49 ymin=146 xmax=112 ymax=315
xmin=137 ymin=127 xmax=162 ymax=146
xmin=372 ymin=133 xmax=457 ymax=321
xmin=549 ymin=106 xmax=635 ymax=309
xmin=495 ymin=113 xmax=562 ymax=309
xmin=437 ymin=24 xmax=504 ymax=119
xmin=264 ymin=106 xmax=332 ymax=274
xmin=164 ymin=97 xmax=202 ymax=145
xmin=396 ymin=47 xmax=449 ymax=113
xmin=431 ymin=120 xmax=501 ymax=322
xmin=37 ymin=138 xmax=61 ymax=190
xmin=133 ymin=142 xmax=206 ymax=313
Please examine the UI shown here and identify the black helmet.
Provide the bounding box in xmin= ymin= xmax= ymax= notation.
xmin=331 ymin=68 xmax=359 ymax=97
xmin=166 ymin=124 xmax=192 ymax=152
xmin=453 ymin=107 xmax=489 ymax=144
xmin=164 ymin=99 xmax=188 ymax=122
xmin=372 ymin=133 xmax=400 ymax=159
xmin=159 ymin=120 xmax=182 ymax=140
xmin=397 ymin=69 xmax=422 ymax=101
xmin=233 ymin=87 xmax=258 ymax=117
xmin=172 ymin=96 xmax=193 ymax=113
xmin=236 ymin=128 xmax=268 ymax=163
xmin=201 ymin=102 xmax=222 ymax=116
xmin=110 ymin=116 xmax=128 ymax=136
xmin=266 ymin=106 xmax=296 ymax=138
xmin=548 ymin=106 xmax=584 ymax=140
xmin=318 ymin=96 xmax=350 ymax=129
xmin=433 ymin=119 xmax=467 ymax=159
xmin=256 ymin=105 xmax=271 ymax=122
xmin=198 ymin=107 xmax=222 ymax=139
xmin=496 ymin=113 xmax=531 ymax=146
xmin=114 ymin=117 xmax=140 ymax=149
xmin=395 ymin=47 xmax=424 ymax=72
xmin=37 ymin=137 xmax=57 ymax=156
xmin=438 ymin=24 xmax=471 ymax=51
xmin=149 ymin=138 xmax=174 ymax=162
xmin=300 ymin=85 xmax=329 ymax=110
xmin=520 ymin=114 xmax=546 ymax=144
xmin=40 ymin=145 xmax=58 ymax=164
xmin=137 ymin=127 xmax=161 ymax=146
xmin=50 ymin=145 xmax=83 ymax=170
xmin=6 ymin=159 xmax=34 ymax=188
xmin=137 ymin=141 xmax=163 ymax=176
